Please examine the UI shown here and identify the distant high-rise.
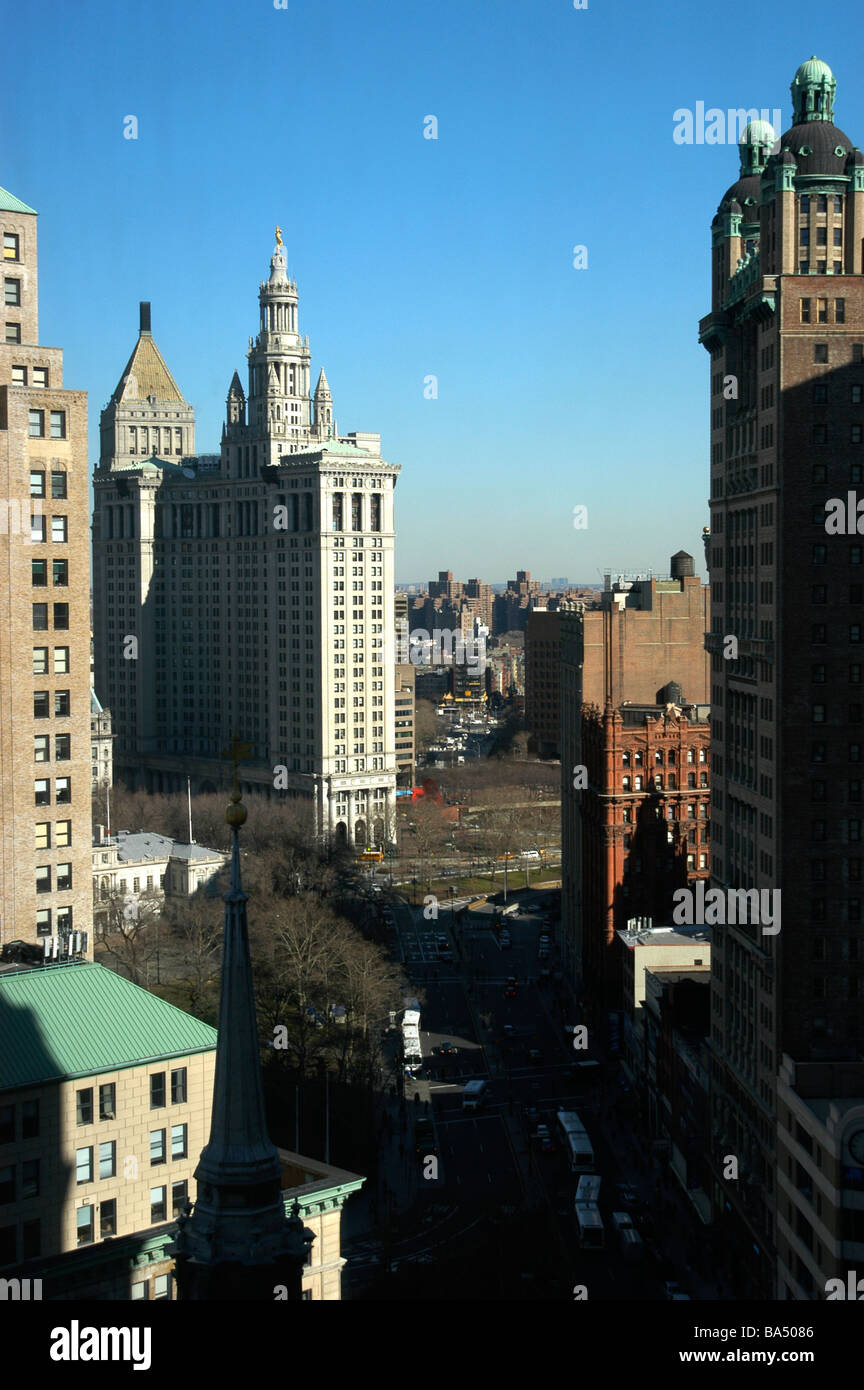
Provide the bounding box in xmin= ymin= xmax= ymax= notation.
xmin=92 ymin=239 xmax=399 ymax=847
xmin=700 ymin=59 xmax=864 ymax=1299
xmin=0 ymin=185 xmax=92 ymax=957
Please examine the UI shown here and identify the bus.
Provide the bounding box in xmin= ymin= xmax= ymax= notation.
xmin=575 ymin=1202 xmax=605 ymax=1250
xmin=556 ymin=1109 xmax=595 ymax=1173
xmin=360 ymin=849 xmax=384 ymax=862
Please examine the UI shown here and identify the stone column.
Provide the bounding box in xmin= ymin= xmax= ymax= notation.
xmin=385 ymin=785 xmax=397 ymax=847
xmin=346 ymin=790 xmax=356 ymax=848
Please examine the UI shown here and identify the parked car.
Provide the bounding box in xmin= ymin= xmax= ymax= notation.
xmin=504 ymin=977 xmax=518 ymax=998
xmin=436 ymin=1040 xmax=457 ymax=1057
xmin=534 ymin=1124 xmax=555 ymax=1153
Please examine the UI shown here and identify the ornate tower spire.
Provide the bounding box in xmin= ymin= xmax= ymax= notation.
xmin=313 ymin=367 xmax=333 ymax=439
xmin=790 ymin=56 xmax=836 ymax=125
xmin=173 ymin=737 xmax=313 ymax=1299
xmin=245 ymin=236 xmax=313 ymax=458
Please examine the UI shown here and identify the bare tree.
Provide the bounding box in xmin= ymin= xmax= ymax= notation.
xmin=96 ymin=890 xmax=163 ymax=986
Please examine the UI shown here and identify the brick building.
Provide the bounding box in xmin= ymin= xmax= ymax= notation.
xmin=524 ymin=608 xmax=565 ymax=757
xmin=560 ymin=553 xmax=710 ymax=989
xmin=581 ymin=696 xmax=710 ymax=1007
xmin=0 ymin=185 xmax=92 ymax=957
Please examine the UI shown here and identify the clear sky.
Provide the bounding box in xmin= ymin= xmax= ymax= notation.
xmin=3 ymin=1 xmax=861 ymax=584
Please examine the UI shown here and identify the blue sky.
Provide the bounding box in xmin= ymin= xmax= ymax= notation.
xmin=2 ymin=0 xmax=861 ymax=584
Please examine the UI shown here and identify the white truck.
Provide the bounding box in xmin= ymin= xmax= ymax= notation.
xmin=462 ymin=1079 xmax=487 ymax=1111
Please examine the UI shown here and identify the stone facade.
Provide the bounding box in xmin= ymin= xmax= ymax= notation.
xmin=0 ymin=186 xmax=92 ymax=957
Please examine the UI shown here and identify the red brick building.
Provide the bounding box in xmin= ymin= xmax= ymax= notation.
xmin=580 ymin=697 xmax=710 ymax=1001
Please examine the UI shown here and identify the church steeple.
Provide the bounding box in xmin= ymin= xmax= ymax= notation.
xmin=243 ymin=234 xmax=313 ymax=460
xmin=172 ymin=744 xmax=314 ymax=1300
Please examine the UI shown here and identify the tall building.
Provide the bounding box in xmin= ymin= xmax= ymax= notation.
xmin=93 ymin=239 xmax=399 ymax=847
xmin=699 ymin=59 xmax=864 ymax=1298
xmin=560 ymin=554 xmax=710 ymax=990
xmin=394 ymin=663 xmax=415 ymax=786
xmin=0 ymin=186 xmax=92 ymax=957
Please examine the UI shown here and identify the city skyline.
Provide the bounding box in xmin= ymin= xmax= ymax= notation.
xmin=4 ymin=2 xmax=862 ymax=581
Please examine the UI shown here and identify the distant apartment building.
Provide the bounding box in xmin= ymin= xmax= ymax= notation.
xmin=394 ymin=663 xmax=415 ymax=786
xmin=92 ymin=243 xmax=399 ymax=848
xmin=524 ymin=608 xmax=567 ymax=756
xmin=698 ymin=59 xmax=864 ymax=1298
xmin=492 ymin=570 xmax=541 ymax=634
xmin=0 ymin=185 xmax=92 ymax=958
xmin=560 ymin=552 xmax=709 ymax=990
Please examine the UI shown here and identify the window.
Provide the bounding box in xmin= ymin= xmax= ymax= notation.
xmin=22 ymin=1101 xmax=39 ymax=1139
xmin=0 ymin=1165 xmax=14 ymax=1205
xmin=34 ymin=734 xmax=49 ymax=762
xmin=54 ymin=690 xmax=70 ymax=715
xmin=35 ymin=866 xmax=51 ymax=894
xmin=51 ymin=515 xmax=67 ymax=543
xmin=32 ymin=603 xmax=48 ymax=630
xmin=53 ymin=559 xmax=68 ymax=586
xmin=0 ymin=1106 xmax=12 ymax=1145
xmin=150 ymin=1073 xmax=166 ymax=1109
xmin=3 ymin=233 xmax=19 ymax=261
xmin=55 ymin=776 xmax=71 ymax=803
xmin=800 ymin=298 xmax=811 ymax=323
xmin=837 ymin=297 xmax=846 ymax=322
xmin=35 ymin=909 xmax=51 ymax=936
xmin=171 ymin=1123 xmax=187 ymax=1160
xmin=21 ymin=1219 xmax=40 ymax=1260
xmin=76 ymin=1147 xmax=93 ymax=1184
xmin=56 ymin=820 xmax=71 ymax=847
xmin=76 ymin=1206 xmax=94 ymax=1246
xmin=55 ymin=733 xmax=70 ymax=761
xmin=4 ymin=278 xmax=21 ymax=305
xmin=49 ymin=411 xmax=66 ymax=439
xmin=31 ymin=558 xmax=47 ymax=586
xmin=150 ymin=1129 xmax=166 ymax=1165
xmin=29 ymin=470 xmax=44 ymax=497
xmin=172 ymin=1179 xmax=188 ymax=1218
xmin=50 ymin=470 xmax=66 ymax=498
xmin=32 ymin=367 xmax=48 ymax=388
xmin=171 ymin=1068 xmax=187 ymax=1104
xmin=76 ymin=1088 xmax=93 ymax=1125
xmin=5 ymin=323 xmax=20 ymax=344
xmin=99 ymin=1141 xmax=116 ymax=1180
xmin=54 ymin=646 xmax=69 ymax=674
xmin=131 ymin=1282 xmax=150 ymax=1301
xmin=34 ymin=778 xmax=50 ymax=806
xmin=53 ymin=602 xmax=69 ymax=630
xmin=99 ymin=1083 xmax=116 ymax=1121
xmin=150 ymin=1186 xmax=167 ymax=1222
xmin=21 ymin=1160 xmax=40 ymax=1200
xmin=814 ymin=344 xmax=828 ymax=364
xmin=28 ymin=409 xmax=44 ymax=437
xmin=56 ymin=862 xmax=72 ymax=891
xmin=100 ymin=1199 xmax=117 ymax=1239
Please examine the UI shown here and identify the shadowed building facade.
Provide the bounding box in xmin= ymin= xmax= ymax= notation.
xmin=700 ymin=59 xmax=864 ymax=1298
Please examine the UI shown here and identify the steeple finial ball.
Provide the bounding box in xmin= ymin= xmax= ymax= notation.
xmin=226 ymin=789 xmax=247 ymax=828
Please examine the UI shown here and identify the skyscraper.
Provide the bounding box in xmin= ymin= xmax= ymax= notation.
xmin=0 ymin=185 xmax=92 ymax=956
xmin=700 ymin=59 xmax=864 ymax=1298
xmin=93 ymin=238 xmax=399 ymax=847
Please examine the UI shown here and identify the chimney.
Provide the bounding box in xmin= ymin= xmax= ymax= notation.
xmin=139 ymin=301 xmax=151 ymax=334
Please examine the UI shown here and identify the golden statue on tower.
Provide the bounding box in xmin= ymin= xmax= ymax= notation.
xmin=275 ymin=226 xmax=283 ymax=247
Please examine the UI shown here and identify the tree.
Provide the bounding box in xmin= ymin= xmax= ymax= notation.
xmin=96 ymin=890 xmax=163 ymax=986
xmin=413 ymin=699 xmax=439 ymax=763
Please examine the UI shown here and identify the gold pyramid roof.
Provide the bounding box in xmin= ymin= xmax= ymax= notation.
xmin=111 ymin=332 xmax=186 ymax=404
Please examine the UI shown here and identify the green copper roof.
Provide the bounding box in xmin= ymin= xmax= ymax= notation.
xmin=0 ymin=185 xmax=37 ymax=215
xmin=793 ymin=56 xmax=834 ymax=85
xmin=0 ymin=962 xmax=217 ymax=1089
